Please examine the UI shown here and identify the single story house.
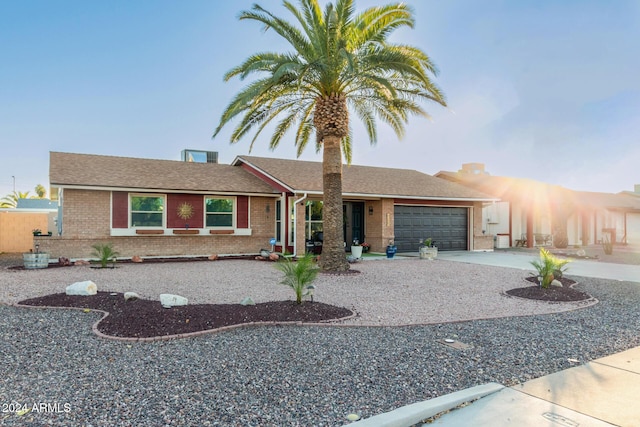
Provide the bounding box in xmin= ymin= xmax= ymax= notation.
xmin=436 ymin=163 xmax=640 ymax=247
xmin=37 ymin=151 xmax=496 ymax=259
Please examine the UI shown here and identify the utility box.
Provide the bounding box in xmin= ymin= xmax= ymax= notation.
xmin=495 ymin=234 xmax=510 ymax=249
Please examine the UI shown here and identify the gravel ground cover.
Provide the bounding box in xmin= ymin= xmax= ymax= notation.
xmin=1 ymin=259 xmax=594 ymax=325
xmin=1 ymin=256 xmax=639 ymax=426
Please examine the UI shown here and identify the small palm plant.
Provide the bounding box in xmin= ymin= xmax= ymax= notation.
xmin=274 ymin=253 xmax=319 ymax=304
xmin=530 ymin=248 xmax=570 ymax=288
xmin=91 ymin=243 xmax=120 ymax=268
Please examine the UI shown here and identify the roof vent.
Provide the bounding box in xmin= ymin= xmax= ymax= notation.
xmin=181 ymin=149 xmax=218 ymax=164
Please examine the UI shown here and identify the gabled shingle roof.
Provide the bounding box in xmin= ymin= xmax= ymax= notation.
xmin=573 ymin=191 xmax=640 ymax=211
xmin=50 ymin=152 xmax=277 ymax=194
xmin=436 ymin=170 xmax=640 ymax=211
xmin=435 ymin=171 xmax=566 ymax=202
xmin=235 ymin=156 xmax=495 ymax=200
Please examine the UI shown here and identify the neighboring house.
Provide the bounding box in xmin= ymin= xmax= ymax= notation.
xmin=38 ymin=151 xmax=496 ymax=259
xmin=436 ymin=164 xmax=640 ymax=248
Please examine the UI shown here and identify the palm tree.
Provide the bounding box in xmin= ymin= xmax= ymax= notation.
xmin=0 ymin=191 xmax=31 ymax=208
xmin=34 ymin=184 xmax=47 ymax=198
xmin=214 ymin=0 xmax=446 ymax=271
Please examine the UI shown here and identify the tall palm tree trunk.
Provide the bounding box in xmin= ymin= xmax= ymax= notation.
xmin=320 ymin=135 xmax=349 ymax=271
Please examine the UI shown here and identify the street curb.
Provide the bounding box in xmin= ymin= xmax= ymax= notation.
xmin=345 ymin=382 xmax=505 ymax=427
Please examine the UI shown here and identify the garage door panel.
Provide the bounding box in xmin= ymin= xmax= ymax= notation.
xmin=394 ymin=206 xmax=468 ymax=252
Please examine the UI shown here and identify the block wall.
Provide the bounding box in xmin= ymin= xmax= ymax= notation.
xmin=0 ymin=211 xmax=51 ymax=253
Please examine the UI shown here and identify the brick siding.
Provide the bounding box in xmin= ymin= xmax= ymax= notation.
xmin=39 ymin=189 xmax=277 ymax=259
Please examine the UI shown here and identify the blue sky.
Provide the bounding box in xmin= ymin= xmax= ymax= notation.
xmin=1 ymin=0 xmax=638 ymax=199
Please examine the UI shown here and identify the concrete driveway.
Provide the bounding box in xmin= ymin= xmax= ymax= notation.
xmin=437 ymin=251 xmax=640 ymax=283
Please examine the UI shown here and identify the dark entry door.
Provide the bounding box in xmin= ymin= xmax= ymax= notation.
xmin=344 ymin=202 xmax=365 ymax=250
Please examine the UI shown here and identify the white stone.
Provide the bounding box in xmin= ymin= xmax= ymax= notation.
xmin=241 ymin=297 xmax=255 ymax=306
xmin=124 ymin=292 xmax=140 ymax=301
xmin=66 ymin=280 xmax=97 ymax=296
xmin=160 ymin=293 xmax=188 ymax=308
xmin=550 ymin=279 xmax=563 ymax=287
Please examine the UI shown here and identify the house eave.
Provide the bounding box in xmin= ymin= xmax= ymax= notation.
xmin=291 ymin=190 xmax=498 ymax=202
xmin=52 ymin=184 xmax=280 ymax=197
xmin=232 ymin=157 xmax=295 ymax=193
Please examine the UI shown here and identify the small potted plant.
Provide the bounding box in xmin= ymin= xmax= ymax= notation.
xmin=350 ymin=239 xmax=363 ymax=259
xmin=386 ymin=239 xmax=397 ymax=259
xmin=419 ymin=238 xmax=438 ymax=260
xmin=361 ymin=242 xmax=370 ymax=253
xmin=32 ymin=228 xmax=42 ymax=236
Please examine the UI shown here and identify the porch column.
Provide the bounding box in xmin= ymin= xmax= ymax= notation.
xmin=526 ymin=211 xmax=534 ymax=248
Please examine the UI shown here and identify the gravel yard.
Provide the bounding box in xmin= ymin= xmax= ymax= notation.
xmin=1 ymin=258 xmax=594 ymax=325
xmin=1 ymin=256 xmax=639 ymax=426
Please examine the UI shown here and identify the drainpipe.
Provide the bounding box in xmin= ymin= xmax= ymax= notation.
xmin=291 ymin=192 xmax=308 ymax=258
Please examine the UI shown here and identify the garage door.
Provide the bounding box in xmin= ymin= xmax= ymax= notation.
xmin=394 ymin=206 xmax=468 ymax=252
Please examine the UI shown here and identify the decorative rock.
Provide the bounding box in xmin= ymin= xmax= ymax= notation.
xmin=346 ymin=413 xmax=361 ymax=421
xmin=268 ymin=252 xmax=279 ymax=261
xmin=124 ymin=292 xmax=140 ymax=302
xmin=66 ymin=280 xmax=97 ymax=296
xmin=74 ymin=260 xmax=90 ymax=266
xmin=576 ymin=249 xmax=586 ymax=257
xmin=550 ymin=279 xmax=563 ymax=287
xmin=208 ymin=254 xmax=219 ymax=261
xmin=131 ymin=255 xmax=143 ymax=263
xmin=240 ymin=297 xmax=255 ymax=306
xmin=160 ymin=293 xmax=188 ymax=308
xmin=260 ymin=249 xmax=270 ymax=258
xmin=58 ymin=257 xmax=71 ymax=266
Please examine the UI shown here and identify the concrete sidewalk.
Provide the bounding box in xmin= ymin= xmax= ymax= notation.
xmin=347 ymin=346 xmax=640 ymax=427
xmin=437 ymin=251 xmax=640 ymax=283
xmin=432 ymin=346 xmax=640 ymax=426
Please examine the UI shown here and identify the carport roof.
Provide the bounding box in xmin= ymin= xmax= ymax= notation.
xmin=234 ymin=156 xmax=496 ymax=201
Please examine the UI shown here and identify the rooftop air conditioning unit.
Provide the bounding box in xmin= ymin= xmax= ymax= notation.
xmin=181 ymin=149 xmax=218 ymax=164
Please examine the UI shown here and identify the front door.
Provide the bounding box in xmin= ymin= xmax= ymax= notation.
xmin=343 ymin=202 xmax=365 ymax=250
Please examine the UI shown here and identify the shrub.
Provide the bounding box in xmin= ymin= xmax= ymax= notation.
xmin=530 ymin=248 xmax=571 ymax=288
xmin=274 ymin=253 xmax=319 ymax=304
xmin=91 ymin=243 xmax=120 ymax=268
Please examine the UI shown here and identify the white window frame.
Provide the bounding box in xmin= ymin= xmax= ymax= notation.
xmin=305 ymin=200 xmax=324 ymax=240
xmin=275 ymin=199 xmax=283 ymax=244
xmin=204 ymin=196 xmax=236 ymax=228
xmin=129 ymin=194 xmax=166 ymax=228
xmin=288 ymin=196 xmax=295 ymax=246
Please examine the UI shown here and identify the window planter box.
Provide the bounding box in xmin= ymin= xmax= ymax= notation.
xmin=209 ymin=230 xmax=234 ymax=235
xmin=173 ymin=229 xmax=199 ymax=235
xmin=135 ymin=229 xmax=164 ymax=235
